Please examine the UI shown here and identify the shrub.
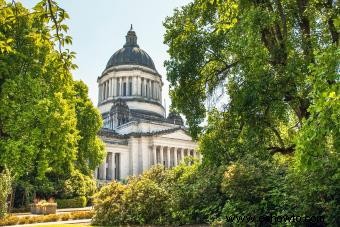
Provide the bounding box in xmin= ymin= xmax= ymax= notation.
xmin=0 ymin=211 xmax=93 ymax=226
xmin=70 ymin=211 xmax=94 ymax=219
xmin=0 ymin=215 xmax=19 ymax=226
xmin=60 ymin=213 xmax=71 ymax=221
xmin=92 ymin=181 xmax=126 ymax=226
xmin=123 ymin=177 xmax=171 ymax=224
xmin=62 ymin=170 xmax=96 ymax=198
xmin=56 ymin=196 xmax=87 ymax=208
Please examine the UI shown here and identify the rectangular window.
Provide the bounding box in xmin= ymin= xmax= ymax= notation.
xmin=146 ymin=80 xmax=149 ymax=97
xmin=115 ymin=153 xmax=120 ymax=180
xmin=123 ymin=83 xmax=127 ymax=96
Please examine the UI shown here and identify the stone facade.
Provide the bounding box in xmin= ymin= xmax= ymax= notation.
xmin=95 ymin=26 xmax=198 ymax=182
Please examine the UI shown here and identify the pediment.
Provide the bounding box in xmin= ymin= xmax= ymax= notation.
xmin=160 ymin=129 xmax=193 ymax=141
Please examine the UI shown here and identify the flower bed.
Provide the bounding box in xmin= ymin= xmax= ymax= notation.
xmin=0 ymin=211 xmax=93 ymax=226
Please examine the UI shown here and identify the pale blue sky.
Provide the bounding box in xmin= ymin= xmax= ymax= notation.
xmin=19 ymin=0 xmax=191 ymax=112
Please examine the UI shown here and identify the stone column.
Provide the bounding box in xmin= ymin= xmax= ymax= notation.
xmin=181 ymin=148 xmax=184 ymax=163
xmin=132 ymin=76 xmax=137 ymax=96
xmin=108 ymin=78 xmax=111 ymax=97
xmin=166 ymin=147 xmax=171 ymax=168
xmin=99 ymin=160 xmax=106 ymax=180
xmin=174 ymin=147 xmax=178 ymax=166
xmin=127 ymin=77 xmax=130 ymax=96
xmin=148 ymin=80 xmax=151 ymax=98
xmin=160 ymin=146 xmax=164 ymax=166
xmin=153 ymin=145 xmax=157 ymax=165
xmin=98 ymin=84 xmax=101 ymax=102
xmin=112 ymin=153 xmax=116 ymax=180
xmin=113 ymin=78 xmax=116 ymax=97
xmin=159 ymin=83 xmax=162 ymax=102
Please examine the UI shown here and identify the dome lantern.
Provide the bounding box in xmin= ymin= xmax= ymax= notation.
xmin=105 ymin=26 xmax=156 ymax=71
xmin=124 ymin=24 xmax=139 ymax=48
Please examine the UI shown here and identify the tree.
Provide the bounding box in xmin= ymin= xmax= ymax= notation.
xmin=0 ymin=0 xmax=104 ymax=205
xmin=164 ymin=0 xmax=339 ymax=224
xmin=164 ymin=0 xmax=338 ymax=156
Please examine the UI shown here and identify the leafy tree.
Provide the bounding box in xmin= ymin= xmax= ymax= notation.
xmin=164 ymin=0 xmax=338 ymax=155
xmin=0 ymin=0 xmax=104 ymax=205
xmin=164 ymin=0 xmax=339 ymax=224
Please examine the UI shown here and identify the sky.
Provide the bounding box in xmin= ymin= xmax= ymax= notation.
xmin=19 ymin=0 xmax=192 ymax=113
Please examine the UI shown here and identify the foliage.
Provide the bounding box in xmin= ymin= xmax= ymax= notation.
xmin=61 ymin=170 xmax=96 ymax=198
xmin=93 ymin=163 xmax=226 ymax=225
xmin=164 ymin=0 xmax=339 ymax=225
xmin=56 ymin=196 xmax=87 ymax=209
xmin=92 ymin=180 xmax=127 ymax=226
xmin=0 ymin=0 xmax=104 ymax=206
xmin=0 ymin=210 xmax=93 ymax=226
xmin=0 ymin=168 xmax=11 ymax=218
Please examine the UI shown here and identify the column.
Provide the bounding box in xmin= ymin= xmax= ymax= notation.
xmin=137 ymin=76 xmax=140 ymax=96
xmin=98 ymin=84 xmax=101 ymax=102
xmin=174 ymin=147 xmax=178 ymax=166
xmin=126 ymin=77 xmax=129 ymax=96
xmin=121 ymin=77 xmax=123 ymax=96
xmin=160 ymin=84 xmax=162 ymax=102
xmin=166 ymin=147 xmax=170 ymax=168
xmin=108 ymin=78 xmax=111 ymax=97
xmin=102 ymin=83 xmax=105 ymax=100
xmin=160 ymin=146 xmax=164 ymax=166
xmin=112 ymin=77 xmax=116 ymax=97
xmin=153 ymin=145 xmax=157 ymax=165
xmin=181 ymin=148 xmax=184 ymax=163
xmin=99 ymin=161 xmax=106 ymax=180
xmin=148 ymin=80 xmax=151 ymax=98
xmin=132 ymin=76 xmax=137 ymax=96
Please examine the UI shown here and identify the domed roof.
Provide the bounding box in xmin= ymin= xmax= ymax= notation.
xmin=105 ymin=25 xmax=156 ymax=71
xmin=167 ymin=112 xmax=184 ymax=126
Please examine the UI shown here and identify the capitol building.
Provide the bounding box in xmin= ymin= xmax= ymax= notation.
xmin=94 ymin=26 xmax=199 ymax=182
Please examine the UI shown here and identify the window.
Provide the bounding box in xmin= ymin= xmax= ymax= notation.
xmin=129 ymin=80 xmax=132 ymax=96
xmin=123 ymin=82 xmax=127 ymax=96
xmin=146 ymin=80 xmax=149 ymax=97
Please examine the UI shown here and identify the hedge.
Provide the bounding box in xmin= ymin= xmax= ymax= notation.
xmin=0 ymin=211 xmax=94 ymax=226
xmin=56 ymin=196 xmax=87 ymax=209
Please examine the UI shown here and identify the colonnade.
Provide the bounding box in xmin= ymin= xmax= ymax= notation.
xmin=95 ymin=152 xmax=120 ymax=181
xmin=152 ymin=145 xmax=200 ymax=167
xmin=98 ymin=76 xmax=162 ymax=102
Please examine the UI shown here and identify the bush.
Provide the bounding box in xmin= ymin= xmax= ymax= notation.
xmin=62 ymin=170 xmax=96 ymax=198
xmin=0 ymin=211 xmax=93 ymax=226
xmin=0 ymin=215 xmax=19 ymax=226
xmin=92 ymin=167 xmax=171 ymax=226
xmin=56 ymin=196 xmax=87 ymax=208
xmin=92 ymin=164 xmax=223 ymax=225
